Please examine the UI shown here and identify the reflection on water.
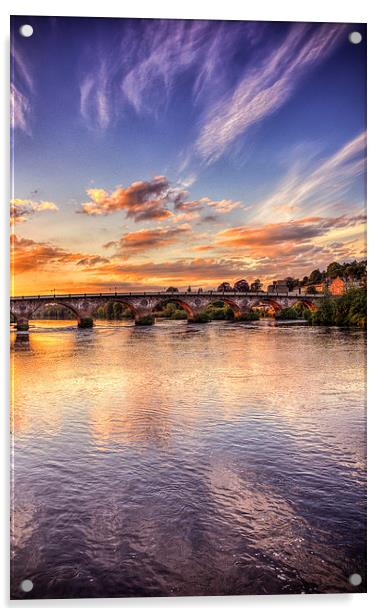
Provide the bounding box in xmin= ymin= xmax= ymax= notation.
xmin=11 ymin=319 xmax=366 ymax=598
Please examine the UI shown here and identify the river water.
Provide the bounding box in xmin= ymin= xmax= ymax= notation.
xmin=10 ymin=319 xmax=366 ymax=598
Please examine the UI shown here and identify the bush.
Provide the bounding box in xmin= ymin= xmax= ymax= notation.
xmin=232 ymin=311 xmax=260 ymax=322
xmin=189 ymin=312 xmax=211 ymax=323
xmin=292 ymin=302 xmax=308 ymax=317
xmin=275 ymin=307 xmax=300 ymax=320
xmin=154 ymin=302 xmax=187 ymax=319
xmin=171 ymin=309 xmax=188 ymax=320
xmin=135 ymin=314 xmax=155 ymax=326
xmin=205 ymin=304 xmax=234 ymax=320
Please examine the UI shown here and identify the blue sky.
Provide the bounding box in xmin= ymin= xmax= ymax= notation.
xmin=10 ymin=16 xmax=366 ymax=293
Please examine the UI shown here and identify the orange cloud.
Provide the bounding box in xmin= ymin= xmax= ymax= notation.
xmin=193 ymin=244 xmax=213 ymax=252
xmin=216 ymin=214 xmax=366 ymax=255
xmin=11 ymin=235 xmax=109 ymax=275
xmin=80 ymin=176 xmax=174 ymax=221
xmin=84 ymin=257 xmax=255 ymax=287
xmin=104 ymin=225 xmax=190 ymax=256
xmin=175 ymin=197 xmax=240 ymax=214
xmin=80 ymin=176 xmax=242 ymax=222
xmin=10 ymin=198 xmax=59 ymax=225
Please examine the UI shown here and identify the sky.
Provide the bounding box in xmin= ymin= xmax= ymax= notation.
xmin=10 ymin=16 xmax=366 ymax=295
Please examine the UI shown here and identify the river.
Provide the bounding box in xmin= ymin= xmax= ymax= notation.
xmin=10 ymin=319 xmax=366 ymax=598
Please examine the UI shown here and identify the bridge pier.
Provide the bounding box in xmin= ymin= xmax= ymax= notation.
xmin=16 ymin=317 xmax=29 ymax=331
xmin=134 ymin=310 xmax=155 ymax=326
xmin=188 ymin=310 xmax=211 ymax=323
xmin=77 ymin=316 xmax=94 ymax=328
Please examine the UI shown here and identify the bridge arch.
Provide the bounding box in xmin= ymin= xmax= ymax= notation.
xmin=250 ymin=298 xmax=282 ymax=313
xmin=290 ymin=299 xmax=317 ymax=312
xmin=154 ymin=297 xmax=194 ymax=319
xmin=216 ymin=298 xmax=242 ymax=318
xmin=30 ymin=301 xmax=81 ymax=320
xmin=94 ymin=298 xmax=137 ymax=319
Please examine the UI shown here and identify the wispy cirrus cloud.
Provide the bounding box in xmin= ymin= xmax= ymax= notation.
xmin=10 ymin=198 xmax=59 ymax=226
xmin=80 ymin=60 xmax=112 ymax=131
xmin=78 ymin=20 xmax=262 ymax=130
xmin=11 ymin=84 xmax=31 ymax=134
xmin=120 ymin=20 xmax=255 ymax=116
xmin=78 ymin=20 xmax=348 ymax=176
xmin=11 ymin=48 xmax=34 ymax=134
xmin=195 ymin=23 xmax=347 ymax=164
xmin=256 ymin=131 xmax=367 ymax=220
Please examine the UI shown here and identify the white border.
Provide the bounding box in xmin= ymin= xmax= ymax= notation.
xmin=1 ymin=1 xmax=381 ymax=614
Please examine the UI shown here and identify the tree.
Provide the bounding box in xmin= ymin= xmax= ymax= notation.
xmin=234 ymin=279 xmax=250 ymax=292
xmin=306 ymin=285 xmax=318 ymax=295
xmin=217 ymin=282 xmax=233 ymax=292
xmin=284 ymin=277 xmax=300 ymax=291
xmin=166 ymin=286 xmax=179 ymax=293
xmin=344 ymin=260 xmax=367 ymax=282
xmin=250 ymin=279 xmax=262 ymax=292
xmin=309 ymin=269 xmax=322 ymax=284
xmin=326 ymin=261 xmax=343 ymax=280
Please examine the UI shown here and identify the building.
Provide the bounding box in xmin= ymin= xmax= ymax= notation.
xmin=329 ymin=277 xmax=345 ymax=296
xmin=267 ymin=280 xmax=289 ymax=294
xmin=301 ymin=282 xmax=326 ymax=294
xmin=329 ymin=277 xmax=362 ymax=296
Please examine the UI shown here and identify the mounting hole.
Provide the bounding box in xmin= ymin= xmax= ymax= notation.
xmin=349 ymin=31 xmax=362 ymax=45
xmin=348 ymin=573 xmax=362 ymax=587
xmin=20 ymin=579 xmax=33 ymax=592
xmin=19 ymin=24 xmax=34 ymax=38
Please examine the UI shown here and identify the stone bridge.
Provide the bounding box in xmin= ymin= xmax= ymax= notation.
xmin=10 ymin=291 xmax=321 ymax=330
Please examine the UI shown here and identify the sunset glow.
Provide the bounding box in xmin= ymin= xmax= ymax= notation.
xmin=11 ymin=18 xmax=366 ymax=295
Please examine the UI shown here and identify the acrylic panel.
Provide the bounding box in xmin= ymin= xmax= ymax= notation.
xmin=10 ymin=16 xmax=367 ymax=599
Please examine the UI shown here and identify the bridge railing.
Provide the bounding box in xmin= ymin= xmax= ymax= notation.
xmin=11 ymin=290 xmax=322 ymax=300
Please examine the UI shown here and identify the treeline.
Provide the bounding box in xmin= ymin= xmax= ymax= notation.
xmin=303 ymin=260 xmax=367 ymax=286
xmin=306 ymin=287 xmax=366 ymax=328
xmin=215 ymin=259 xmax=367 ymax=293
xmin=273 ymin=288 xmax=367 ymax=328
